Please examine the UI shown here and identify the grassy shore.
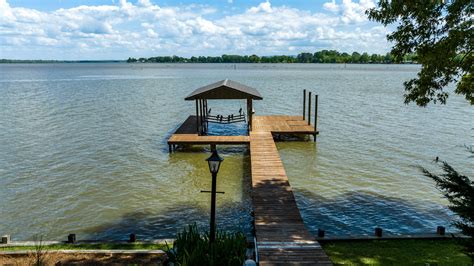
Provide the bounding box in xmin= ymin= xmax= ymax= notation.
xmin=0 ymin=242 xmax=168 ymax=251
xmin=321 ymin=239 xmax=472 ymax=265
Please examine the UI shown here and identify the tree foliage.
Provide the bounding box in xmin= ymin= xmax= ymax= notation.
xmin=367 ymin=0 xmax=473 ymax=106
xmin=126 ymin=50 xmax=415 ymax=64
xmin=421 ymin=158 xmax=474 ymax=258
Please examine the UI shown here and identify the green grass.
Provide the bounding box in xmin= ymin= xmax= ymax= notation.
xmin=0 ymin=243 xmax=169 ymax=251
xmin=321 ymin=239 xmax=472 ymax=265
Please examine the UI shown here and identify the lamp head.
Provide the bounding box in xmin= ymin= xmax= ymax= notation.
xmin=206 ymin=150 xmax=224 ymax=174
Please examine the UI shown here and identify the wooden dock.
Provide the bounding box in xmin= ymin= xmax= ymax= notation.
xmin=167 ymin=115 xmax=330 ymax=265
xmin=251 ymin=117 xmax=330 ymax=265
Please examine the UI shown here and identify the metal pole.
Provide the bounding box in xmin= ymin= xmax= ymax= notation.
xmin=308 ymin=92 xmax=312 ymax=125
xmin=303 ymin=89 xmax=306 ymax=120
xmin=210 ymin=172 xmax=217 ymax=243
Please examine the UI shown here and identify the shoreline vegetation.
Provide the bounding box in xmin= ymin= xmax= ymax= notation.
xmin=127 ymin=50 xmax=417 ymax=64
xmin=1 ymin=50 xmax=420 ymax=64
xmin=1 ymin=239 xmax=471 ymax=265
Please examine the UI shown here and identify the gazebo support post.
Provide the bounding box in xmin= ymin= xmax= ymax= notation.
xmin=204 ymin=99 xmax=209 ymax=133
xmin=195 ymin=99 xmax=199 ymax=134
xmin=247 ymin=99 xmax=253 ymax=131
xmin=199 ymin=99 xmax=203 ymax=135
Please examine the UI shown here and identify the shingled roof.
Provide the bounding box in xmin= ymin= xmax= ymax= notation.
xmin=185 ymin=79 xmax=263 ymax=100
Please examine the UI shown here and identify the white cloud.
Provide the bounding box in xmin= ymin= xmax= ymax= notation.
xmin=249 ymin=1 xmax=272 ymax=13
xmin=323 ymin=0 xmax=376 ymax=24
xmin=323 ymin=0 xmax=339 ymax=13
xmin=146 ymin=28 xmax=158 ymax=38
xmin=0 ymin=0 xmax=389 ymax=59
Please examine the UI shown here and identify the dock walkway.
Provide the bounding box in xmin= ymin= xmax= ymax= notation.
xmin=168 ymin=115 xmax=331 ymax=265
xmin=251 ymin=117 xmax=330 ymax=265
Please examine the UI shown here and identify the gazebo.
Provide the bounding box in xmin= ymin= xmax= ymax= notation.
xmin=185 ymin=79 xmax=263 ymax=135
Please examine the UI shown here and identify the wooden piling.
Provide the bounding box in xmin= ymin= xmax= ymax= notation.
xmin=1 ymin=235 xmax=10 ymax=244
xmin=437 ymin=226 xmax=445 ymax=235
xmin=303 ymin=89 xmax=306 ymax=120
xmin=129 ymin=233 xmax=136 ymax=243
xmin=67 ymin=234 xmax=76 ymax=244
xmin=375 ymin=228 xmax=383 ymax=237
xmin=317 ymin=229 xmax=325 ymax=238
xmin=308 ymin=92 xmax=312 ymax=125
xmin=314 ymin=94 xmax=318 ymax=132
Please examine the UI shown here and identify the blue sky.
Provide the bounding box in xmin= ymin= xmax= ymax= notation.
xmin=0 ymin=0 xmax=391 ymax=60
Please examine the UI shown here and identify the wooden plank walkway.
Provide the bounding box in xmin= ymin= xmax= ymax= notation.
xmin=168 ymin=115 xmax=330 ymax=265
xmin=168 ymin=134 xmax=249 ymax=145
xmin=250 ymin=124 xmax=330 ymax=265
xmin=253 ymin=116 xmax=318 ymax=134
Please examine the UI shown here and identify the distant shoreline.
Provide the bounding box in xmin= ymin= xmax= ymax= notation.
xmin=0 ymin=60 xmax=126 ymax=64
xmin=0 ymin=60 xmax=418 ymax=65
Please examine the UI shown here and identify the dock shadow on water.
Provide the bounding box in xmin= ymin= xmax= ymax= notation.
xmin=80 ymin=147 xmax=253 ymax=241
xmin=294 ymin=189 xmax=455 ymax=236
xmin=81 ymin=202 xmax=252 ymax=241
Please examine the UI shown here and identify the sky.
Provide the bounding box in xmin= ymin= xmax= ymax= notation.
xmin=0 ymin=0 xmax=392 ymax=60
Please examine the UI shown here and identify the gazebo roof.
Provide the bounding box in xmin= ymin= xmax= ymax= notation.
xmin=185 ymin=79 xmax=263 ymax=100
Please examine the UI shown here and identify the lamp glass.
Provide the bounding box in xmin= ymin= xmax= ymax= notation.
xmin=206 ymin=150 xmax=223 ymax=174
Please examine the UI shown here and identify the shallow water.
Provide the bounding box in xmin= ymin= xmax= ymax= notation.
xmin=0 ymin=63 xmax=472 ymax=240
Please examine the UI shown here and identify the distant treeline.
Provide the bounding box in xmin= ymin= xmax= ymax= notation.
xmin=0 ymin=59 xmax=125 ymax=64
xmin=127 ymin=50 xmax=418 ymax=64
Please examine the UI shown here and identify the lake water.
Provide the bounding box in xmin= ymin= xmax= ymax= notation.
xmin=0 ymin=63 xmax=472 ymax=241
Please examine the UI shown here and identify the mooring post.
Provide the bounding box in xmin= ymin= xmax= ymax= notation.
xmin=303 ymin=89 xmax=306 ymax=120
xmin=437 ymin=226 xmax=445 ymax=235
xmin=374 ymin=227 xmax=383 ymax=237
xmin=317 ymin=229 xmax=325 ymax=238
xmin=308 ymin=91 xmax=312 ymax=126
xmin=314 ymin=94 xmax=318 ymax=141
xmin=67 ymin=234 xmax=76 ymax=244
xmin=1 ymin=235 xmax=10 ymax=244
xmin=210 ymin=144 xmax=216 ymax=152
xmin=129 ymin=233 xmax=136 ymax=242
xmin=168 ymin=144 xmax=172 ymax=153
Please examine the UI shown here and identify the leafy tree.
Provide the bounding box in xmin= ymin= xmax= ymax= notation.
xmin=421 ymin=152 xmax=474 ymax=258
xmin=351 ymin=52 xmax=361 ymax=63
xmin=360 ymin=52 xmax=370 ymax=63
xmin=369 ymin=0 xmax=473 ymax=258
xmin=367 ymin=0 xmax=473 ymax=106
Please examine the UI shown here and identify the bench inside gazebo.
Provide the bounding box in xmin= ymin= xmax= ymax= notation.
xmin=184 ymin=79 xmax=263 ymax=135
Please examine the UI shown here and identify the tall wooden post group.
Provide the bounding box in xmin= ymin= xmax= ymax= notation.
xmin=302 ymin=90 xmax=318 ymax=140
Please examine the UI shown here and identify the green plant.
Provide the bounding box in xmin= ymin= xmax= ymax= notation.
xmin=32 ymin=235 xmax=46 ymax=266
xmin=165 ymin=224 xmax=247 ymax=266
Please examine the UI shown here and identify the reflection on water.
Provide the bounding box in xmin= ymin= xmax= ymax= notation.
xmin=0 ymin=63 xmax=471 ymax=240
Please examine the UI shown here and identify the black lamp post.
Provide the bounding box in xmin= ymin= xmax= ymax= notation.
xmin=206 ymin=150 xmax=223 ymax=243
